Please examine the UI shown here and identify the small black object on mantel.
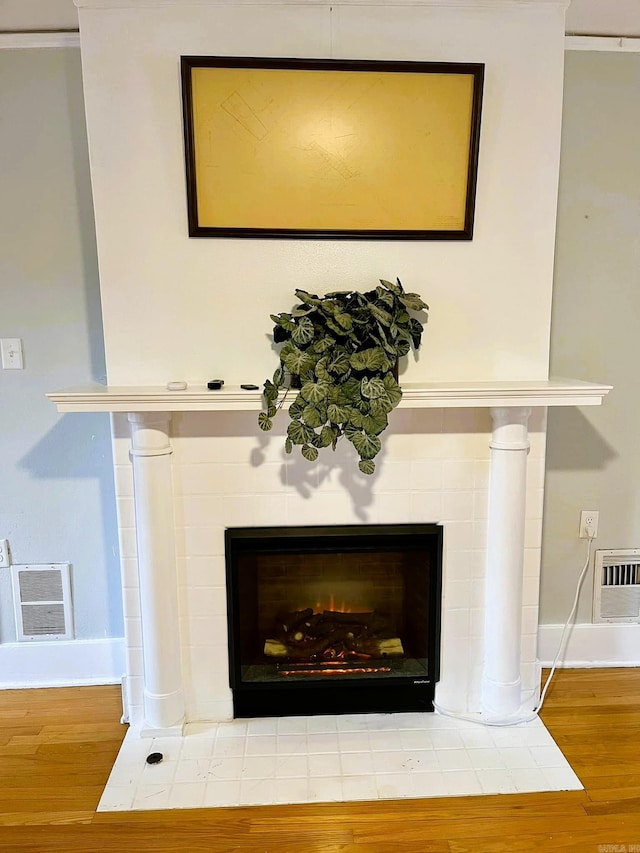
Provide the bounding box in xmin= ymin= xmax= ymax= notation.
xmin=146 ymin=752 xmax=163 ymax=765
xmin=240 ymin=383 xmax=259 ymax=390
xmin=207 ymin=379 xmax=224 ymax=390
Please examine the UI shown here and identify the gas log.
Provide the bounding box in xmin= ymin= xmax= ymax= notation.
xmin=264 ymin=608 xmax=404 ymax=660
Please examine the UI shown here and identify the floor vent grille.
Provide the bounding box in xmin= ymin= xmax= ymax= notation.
xmin=593 ymin=549 xmax=640 ymax=623
xmin=10 ymin=564 xmax=74 ymax=641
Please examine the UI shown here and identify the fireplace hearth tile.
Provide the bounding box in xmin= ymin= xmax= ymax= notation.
xmin=212 ymin=737 xmax=244 ymax=758
xmin=276 ymin=716 xmax=307 ymax=735
xmin=275 ymin=754 xmax=308 ymax=778
xmin=276 ymin=734 xmax=308 ymax=754
xmin=510 ymin=768 xmax=550 ymax=792
xmin=204 ymin=780 xmax=240 ymax=807
xmin=476 ymin=768 xmax=518 ymax=794
xmin=169 ymin=782 xmax=206 ymax=809
xmin=98 ymin=714 xmax=582 ymax=813
xmin=443 ymin=769 xmax=483 ymax=796
xmin=337 ymin=731 xmax=371 ymax=751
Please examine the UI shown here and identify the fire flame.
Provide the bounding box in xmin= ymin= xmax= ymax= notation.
xmin=280 ymin=666 xmax=391 ymax=677
xmin=294 ymin=594 xmax=354 ymax=613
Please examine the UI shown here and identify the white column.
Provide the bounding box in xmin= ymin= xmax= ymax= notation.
xmin=481 ymin=406 xmax=531 ymax=719
xmin=128 ymin=412 xmax=185 ymax=734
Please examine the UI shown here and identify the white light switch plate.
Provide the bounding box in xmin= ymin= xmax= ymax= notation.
xmin=1 ymin=339 xmax=23 ymax=369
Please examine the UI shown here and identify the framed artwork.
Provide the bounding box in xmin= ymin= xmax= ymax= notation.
xmin=181 ymin=56 xmax=484 ymax=240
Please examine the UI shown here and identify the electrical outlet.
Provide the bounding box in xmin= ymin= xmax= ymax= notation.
xmin=0 ymin=539 xmax=10 ymax=567
xmin=579 ymin=510 xmax=599 ymax=539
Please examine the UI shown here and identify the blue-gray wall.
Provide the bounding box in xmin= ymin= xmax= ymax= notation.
xmin=541 ymin=50 xmax=640 ymax=623
xmin=0 ymin=48 xmax=123 ymax=643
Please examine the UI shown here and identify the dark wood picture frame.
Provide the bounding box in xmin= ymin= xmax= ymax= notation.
xmin=181 ymin=56 xmax=484 ymax=240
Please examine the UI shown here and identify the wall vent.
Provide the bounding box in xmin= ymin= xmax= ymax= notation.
xmin=10 ymin=564 xmax=74 ymax=641
xmin=593 ymin=549 xmax=640 ymax=624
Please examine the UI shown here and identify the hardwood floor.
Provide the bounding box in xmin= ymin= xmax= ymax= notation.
xmin=0 ymin=669 xmax=638 ymax=852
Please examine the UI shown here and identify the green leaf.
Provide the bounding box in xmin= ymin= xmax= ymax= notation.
xmin=361 ymin=413 xmax=388 ymax=435
xmin=263 ymin=379 xmax=278 ymax=403
xmin=343 ymin=424 xmax=361 ymax=441
xmin=287 ymin=419 xmax=314 ymax=445
xmin=352 ymin=396 xmax=370 ymax=414
xmin=301 ymin=404 xmax=324 ymax=428
xmin=370 ymin=303 xmax=393 ymax=327
xmin=407 ymin=317 xmax=423 ymax=349
xmin=272 ymin=366 xmax=285 ymax=386
xmin=395 ymin=337 xmax=411 ymax=357
xmin=267 ymin=404 xmax=277 ymax=418
xmin=358 ymin=459 xmax=376 ymax=475
xmin=295 ymin=289 xmax=322 ymax=307
xmin=258 ymin=413 xmax=273 ymax=432
xmin=383 ymin=373 xmax=403 ymax=407
xmin=291 ymin=316 xmax=315 ymax=346
xmin=270 ymin=312 xmax=296 ymax=332
xmin=301 ymin=444 xmax=319 ymax=462
xmin=310 ymin=337 xmax=334 ymax=355
xmin=347 ymin=408 xmax=364 ymax=428
xmin=328 ymin=351 xmax=351 ymax=375
xmin=334 ymin=312 xmax=353 ymax=331
xmin=360 ymin=377 xmax=386 ymax=399
xmin=379 ymin=336 xmax=399 ymax=359
xmin=301 ymin=381 xmax=329 ymax=405
xmin=350 ymin=347 xmax=387 ymax=372
xmin=379 ymin=278 xmax=402 ymax=295
xmin=324 ymin=315 xmax=350 ymax=338
xmin=285 ymin=437 xmax=293 ymax=454
xmin=283 ymin=346 xmax=315 ymax=377
xmin=315 ymin=357 xmax=332 ymax=382
xmin=376 ymin=287 xmax=396 ymax=308
xmin=399 ymin=292 xmax=429 ymax=312
xmin=318 ymin=425 xmax=337 ymax=448
xmin=369 ymin=396 xmax=394 ymax=417
xmin=349 ymin=431 xmax=382 ymax=460
xmin=327 ymin=403 xmax=352 ymax=423
xmin=318 ymin=299 xmax=338 ymax=316
xmin=337 ymin=377 xmax=361 ymax=402
xmin=288 ymin=393 xmax=306 ymax=417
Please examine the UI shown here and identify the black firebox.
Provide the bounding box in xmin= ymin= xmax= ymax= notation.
xmin=225 ymin=524 xmax=443 ymax=718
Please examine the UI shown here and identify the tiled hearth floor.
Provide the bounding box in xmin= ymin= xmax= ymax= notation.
xmin=98 ymin=712 xmax=582 ymax=812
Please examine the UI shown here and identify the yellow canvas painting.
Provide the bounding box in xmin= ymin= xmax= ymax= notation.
xmin=181 ymin=58 xmax=483 ymax=239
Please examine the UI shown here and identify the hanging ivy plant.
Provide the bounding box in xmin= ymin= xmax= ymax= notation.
xmin=258 ymin=278 xmax=428 ymax=475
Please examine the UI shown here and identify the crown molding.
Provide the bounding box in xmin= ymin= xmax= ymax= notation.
xmin=565 ymin=34 xmax=640 ymax=52
xmin=0 ymin=31 xmax=80 ymax=49
xmin=74 ymin=0 xmax=570 ymax=9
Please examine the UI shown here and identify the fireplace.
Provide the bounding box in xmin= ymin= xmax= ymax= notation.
xmin=225 ymin=524 xmax=443 ymax=718
xmin=49 ymin=381 xmax=610 ymax=730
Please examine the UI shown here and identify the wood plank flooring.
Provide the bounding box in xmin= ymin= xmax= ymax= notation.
xmin=0 ymin=668 xmax=638 ymax=852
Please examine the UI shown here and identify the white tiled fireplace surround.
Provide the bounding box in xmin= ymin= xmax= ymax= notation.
xmin=50 ymin=379 xmax=609 ymax=811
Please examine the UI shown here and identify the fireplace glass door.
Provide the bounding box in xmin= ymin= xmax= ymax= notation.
xmin=225 ymin=524 xmax=442 ymax=717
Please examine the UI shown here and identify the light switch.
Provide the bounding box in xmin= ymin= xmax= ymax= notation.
xmin=1 ymin=338 xmax=24 ymax=369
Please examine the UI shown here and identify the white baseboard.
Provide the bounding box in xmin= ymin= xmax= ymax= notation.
xmin=538 ymin=622 xmax=640 ymax=667
xmin=0 ymin=637 xmax=125 ymax=688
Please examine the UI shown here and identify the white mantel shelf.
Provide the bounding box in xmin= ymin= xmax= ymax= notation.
xmin=48 ymin=377 xmax=611 ymax=413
